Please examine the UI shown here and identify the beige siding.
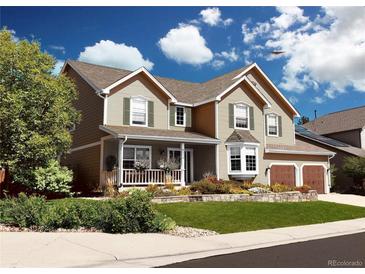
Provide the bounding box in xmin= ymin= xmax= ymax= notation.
xmin=217 ymin=81 xmax=265 ymax=180
xmin=246 ymin=69 xmax=295 ymax=146
xmin=64 ymin=66 xmax=107 ymax=148
xmin=107 ymin=74 xmax=169 ymax=129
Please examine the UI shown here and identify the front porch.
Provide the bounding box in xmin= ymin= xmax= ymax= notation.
xmin=99 ymin=125 xmax=220 ymax=188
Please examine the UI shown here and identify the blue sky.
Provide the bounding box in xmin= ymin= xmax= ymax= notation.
xmin=1 ymin=6 xmax=364 ymax=119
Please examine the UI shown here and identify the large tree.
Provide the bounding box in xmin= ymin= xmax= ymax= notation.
xmin=0 ymin=29 xmax=80 ymax=193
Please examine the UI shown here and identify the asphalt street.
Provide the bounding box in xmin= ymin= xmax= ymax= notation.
xmin=161 ymin=232 xmax=365 ymax=268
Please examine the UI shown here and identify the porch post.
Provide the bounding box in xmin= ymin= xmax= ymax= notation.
xmin=180 ymin=143 xmax=185 ymax=186
xmin=117 ymin=138 xmax=124 ymax=189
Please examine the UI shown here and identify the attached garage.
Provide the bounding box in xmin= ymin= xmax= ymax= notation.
xmin=302 ymin=165 xmax=325 ymax=194
xmin=270 ymin=165 xmax=296 ymax=187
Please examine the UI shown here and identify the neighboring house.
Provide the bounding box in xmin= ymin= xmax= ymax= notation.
xmin=303 ymin=106 xmax=365 ymax=149
xmin=61 ymin=60 xmax=334 ymax=194
xmin=299 ymin=106 xmax=365 ymax=192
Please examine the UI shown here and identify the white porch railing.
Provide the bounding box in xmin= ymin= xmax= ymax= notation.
xmin=101 ymin=169 xmax=182 ymax=186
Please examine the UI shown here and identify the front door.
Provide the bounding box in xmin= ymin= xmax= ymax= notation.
xmin=168 ymin=148 xmax=193 ymax=183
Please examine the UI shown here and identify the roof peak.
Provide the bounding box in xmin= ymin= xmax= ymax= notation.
xmin=67 ymin=59 xmax=252 ymax=85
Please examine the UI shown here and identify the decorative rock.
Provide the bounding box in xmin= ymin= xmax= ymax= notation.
xmin=164 ymin=226 xmax=218 ymax=238
xmin=152 ymin=191 xmax=318 ymax=204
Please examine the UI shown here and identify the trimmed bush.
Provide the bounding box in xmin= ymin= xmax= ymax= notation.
xmin=0 ymin=193 xmax=47 ymax=228
xmin=270 ymin=183 xmax=295 ymax=193
xmin=0 ymin=190 xmax=174 ymax=233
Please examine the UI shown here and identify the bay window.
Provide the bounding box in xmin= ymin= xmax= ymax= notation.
xmin=267 ymin=114 xmax=278 ymax=136
xmin=131 ymin=97 xmax=147 ymax=126
xmin=234 ymin=103 xmax=249 ymax=129
xmin=228 ymin=145 xmax=258 ymax=175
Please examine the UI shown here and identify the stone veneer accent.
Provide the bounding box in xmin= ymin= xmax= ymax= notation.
xmin=152 ymin=190 xmax=318 ymax=204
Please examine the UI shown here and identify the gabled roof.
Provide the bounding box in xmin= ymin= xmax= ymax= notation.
xmin=226 ymin=130 xmax=259 ymax=143
xmin=303 ymin=105 xmax=365 ymax=135
xmin=295 ymin=125 xmax=365 ymax=157
xmin=63 ymin=60 xmax=298 ymax=115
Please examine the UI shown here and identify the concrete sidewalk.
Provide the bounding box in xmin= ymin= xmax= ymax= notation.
xmin=1 ymin=218 xmax=365 ymax=267
xmin=318 ymin=193 xmax=365 ymax=207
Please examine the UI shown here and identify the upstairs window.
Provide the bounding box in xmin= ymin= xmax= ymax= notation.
xmin=267 ymin=114 xmax=278 ymax=136
xmin=234 ymin=103 xmax=249 ymax=129
xmin=175 ymin=106 xmax=185 ymax=126
xmin=131 ymin=97 xmax=147 ymax=126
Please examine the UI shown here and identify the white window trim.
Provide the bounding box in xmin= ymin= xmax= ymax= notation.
xmin=234 ymin=103 xmax=250 ymax=130
xmin=175 ymin=106 xmax=186 ymax=127
xmin=267 ymin=113 xmax=279 ymax=137
xmin=130 ymin=96 xmax=148 ymax=127
xmin=123 ymin=145 xmax=152 ymax=169
xmin=167 ymin=147 xmax=194 ymax=182
xmin=227 ymin=144 xmax=259 ymax=175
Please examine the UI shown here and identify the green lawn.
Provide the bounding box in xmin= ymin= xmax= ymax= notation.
xmin=155 ymin=201 xmax=365 ymax=234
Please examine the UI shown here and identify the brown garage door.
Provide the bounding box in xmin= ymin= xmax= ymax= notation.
xmin=270 ymin=165 xmax=296 ymax=186
xmin=302 ymin=165 xmax=325 ymax=194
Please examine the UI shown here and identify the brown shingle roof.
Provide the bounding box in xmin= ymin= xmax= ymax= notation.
xmin=100 ymin=125 xmax=220 ymax=144
xmin=66 ymin=60 xmax=251 ymax=104
xmin=266 ymin=138 xmax=334 ymax=156
xmin=303 ymin=106 xmax=365 ymax=135
xmin=226 ymin=130 xmax=259 ymax=143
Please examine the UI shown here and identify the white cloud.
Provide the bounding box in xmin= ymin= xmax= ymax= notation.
xmin=243 ymin=7 xmax=365 ymax=99
xmin=312 ymin=96 xmax=325 ymax=104
xmin=211 ymin=59 xmax=225 ymax=69
xmin=289 ymin=96 xmax=299 ymax=105
xmin=216 ymin=48 xmax=239 ymax=62
xmin=52 ymin=59 xmax=64 ymax=75
xmin=242 ymin=50 xmax=252 ymax=65
xmin=49 ymin=45 xmax=66 ymax=54
xmin=200 ymin=7 xmax=233 ymax=27
xmin=158 ymin=24 xmax=213 ymax=65
xmin=79 ymin=40 xmax=154 ymax=71
xmin=272 ymin=7 xmax=308 ymax=29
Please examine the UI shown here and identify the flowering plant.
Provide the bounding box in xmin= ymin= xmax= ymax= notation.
xmin=134 ymin=159 xmax=150 ymax=171
xmin=157 ymin=157 xmax=179 ymax=173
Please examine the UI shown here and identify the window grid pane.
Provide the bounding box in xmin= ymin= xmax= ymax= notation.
xmin=268 ymin=115 xmax=278 ymax=135
xmin=176 ymin=107 xmax=184 ymax=125
xmin=230 ymin=147 xmax=241 ymax=171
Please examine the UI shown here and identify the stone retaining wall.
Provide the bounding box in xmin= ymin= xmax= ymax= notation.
xmin=152 ymin=190 xmax=318 ymax=204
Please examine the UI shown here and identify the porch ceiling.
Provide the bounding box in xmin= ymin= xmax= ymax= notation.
xmin=99 ymin=125 xmax=220 ymax=144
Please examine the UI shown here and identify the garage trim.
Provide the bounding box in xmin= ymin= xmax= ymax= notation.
xmin=300 ymin=163 xmax=329 ymax=194
xmin=268 ymin=163 xmax=300 ymax=187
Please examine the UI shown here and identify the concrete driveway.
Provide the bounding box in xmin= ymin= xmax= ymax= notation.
xmin=318 ymin=193 xmax=365 ymax=207
xmin=1 ymin=218 xmax=365 ymax=267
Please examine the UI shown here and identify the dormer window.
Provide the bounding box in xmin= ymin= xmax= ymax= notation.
xmin=175 ymin=106 xmax=185 ymax=126
xmin=131 ymin=97 xmax=147 ymax=126
xmin=267 ymin=114 xmax=278 ymax=137
xmin=234 ymin=103 xmax=249 ymax=129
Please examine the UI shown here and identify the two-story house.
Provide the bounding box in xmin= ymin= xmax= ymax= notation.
xmin=61 ymin=60 xmax=334 ymax=194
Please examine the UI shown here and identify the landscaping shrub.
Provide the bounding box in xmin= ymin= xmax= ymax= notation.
xmin=0 ymin=190 xmax=173 ymax=233
xmin=295 ymin=185 xmax=312 ymax=193
xmin=175 ymin=187 xmax=192 ymax=196
xmin=190 ymin=179 xmax=219 ymax=194
xmin=270 ymin=183 xmax=295 ymax=193
xmin=0 ymin=193 xmax=47 ymax=228
xmin=151 ymin=212 xmax=176 ymax=232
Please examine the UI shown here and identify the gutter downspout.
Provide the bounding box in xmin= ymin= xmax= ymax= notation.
xmin=117 ymin=136 xmax=128 ymax=190
xmin=327 ymin=153 xmax=335 ymax=193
